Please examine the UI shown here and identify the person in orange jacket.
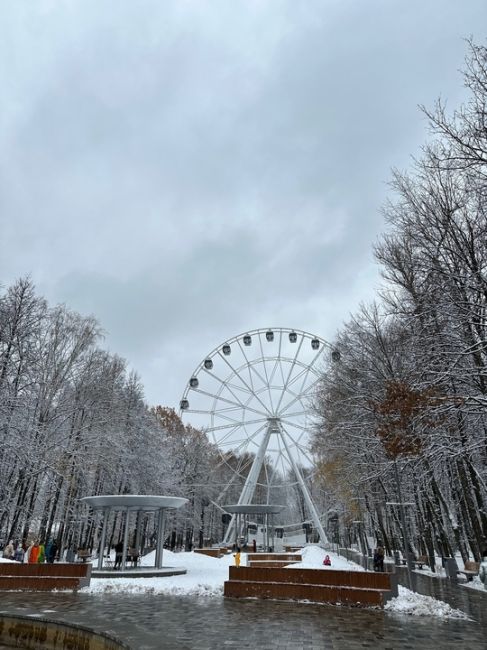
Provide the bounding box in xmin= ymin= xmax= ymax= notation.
xmin=29 ymin=540 xmax=40 ymax=564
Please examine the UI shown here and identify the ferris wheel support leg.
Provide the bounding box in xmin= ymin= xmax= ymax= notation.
xmin=279 ymin=430 xmax=329 ymax=546
xmin=222 ymin=425 xmax=273 ymax=545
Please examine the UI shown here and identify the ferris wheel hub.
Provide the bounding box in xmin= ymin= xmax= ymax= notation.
xmin=267 ymin=417 xmax=281 ymax=432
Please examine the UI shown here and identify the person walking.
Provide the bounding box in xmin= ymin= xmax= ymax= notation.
xmin=114 ymin=541 xmax=124 ymax=570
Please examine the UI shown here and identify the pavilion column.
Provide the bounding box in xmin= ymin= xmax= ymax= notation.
xmin=121 ymin=507 xmax=130 ymax=571
xmin=97 ymin=508 xmax=109 ymax=570
xmin=155 ymin=509 xmax=165 ymax=569
xmin=135 ymin=511 xmax=143 ymax=556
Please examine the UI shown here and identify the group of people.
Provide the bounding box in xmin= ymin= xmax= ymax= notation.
xmin=2 ymin=539 xmax=58 ymax=564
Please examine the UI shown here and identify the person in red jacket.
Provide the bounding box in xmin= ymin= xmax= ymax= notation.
xmin=323 ymin=554 xmax=331 ymax=566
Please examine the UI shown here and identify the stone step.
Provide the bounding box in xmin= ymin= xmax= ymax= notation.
xmin=194 ymin=548 xmax=224 ymax=558
xmin=229 ymin=566 xmax=396 ymax=591
xmin=224 ymin=579 xmax=388 ymax=606
xmin=224 ymin=566 xmax=397 ymax=607
xmin=246 ymin=553 xmax=301 ymax=562
xmin=0 ymin=562 xmax=90 ymax=578
xmin=247 ymin=560 xmax=301 ymax=568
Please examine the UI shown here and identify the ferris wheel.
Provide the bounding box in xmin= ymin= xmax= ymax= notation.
xmin=180 ymin=327 xmax=340 ymax=544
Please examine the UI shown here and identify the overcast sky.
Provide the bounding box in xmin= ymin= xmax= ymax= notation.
xmin=1 ymin=1 xmax=486 ymax=408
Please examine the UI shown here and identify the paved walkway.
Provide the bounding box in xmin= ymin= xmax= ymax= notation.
xmin=0 ymin=580 xmax=486 ymax=650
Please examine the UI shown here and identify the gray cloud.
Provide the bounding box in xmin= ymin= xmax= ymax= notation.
xmin=1 ymin=0 xmax=486 ymax=405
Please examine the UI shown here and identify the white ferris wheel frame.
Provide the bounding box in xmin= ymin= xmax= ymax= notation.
xmin=180 ymin=327 xmax=334 ymax=545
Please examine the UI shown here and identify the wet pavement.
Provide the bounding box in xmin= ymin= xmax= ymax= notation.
xmin=0 ymin=577 xmax=486 ymax=650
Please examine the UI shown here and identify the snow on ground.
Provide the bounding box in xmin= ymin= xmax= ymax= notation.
xmin=285 ymin=545 xmax=364 ymax=571
xmin=82 ymin=549 xmax=235 ymax=597
xmin=385 ymin=586 xmax=469 ymax=619
xmin=0 ymin=557 xmax=16 ymax=563
xmin=463 ymin=576 xmax=486 ymax=592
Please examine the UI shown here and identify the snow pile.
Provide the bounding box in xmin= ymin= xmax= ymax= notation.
xmin=385 ymin=586 xmax=469 ymax=619
xmin=285 ymin=545 xmax=364 ymax=571
xmin=83 ymin=549 xmax=235 ymax=597
xmin=0 ymin=557 xmax=16 ymax=563
xmin=463 ymin=576 xmax=486 ymax=592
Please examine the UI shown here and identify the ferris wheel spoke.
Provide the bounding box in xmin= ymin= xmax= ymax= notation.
xmin=281 ymin=421 xmax=307 ymax=447
xmin=192 ymin=387 xmax=268 ymax=419
xmin=286 ymin=361 xmax=322 ymax=392
xmin=280 ymin=424 xmax=314 ymax=466
xmin=220 ymin=421 xmax=268 ymax=459
xmin=206 ymin=421 xmax=245 ymax=433
xmin=268 ymin=355 xmax=281 ymax=387
xmin=285 ymin=365 xmax=312 ymax=391
xmin=246 ymin=362 xmax=272 ymax=393
xmin=205 ymin=417 xmax=268 ymax=435
xmin=217 ymin=435 xmax=250 ymax=448
xmin=216 ymin=420 xmax=268 ymax=443
xmin=211 ymin=405 xmax=246 ymax=414
xmin=204 ymin=368 xmax=254 ymax=397
xmin=207 ymin=369 xmax=263 ymax=415
xmin=296 ymin=346 xmax=326 ymax=396
xmin=217 ymin=350 xmax=272 ymax=416
xmin=277 ymin=389 xmax=307 ymax=417
xmin=257 ymin=330 xmax=276 ymax=413
xmin=236 ymin=338 xmax=255 ymax=392
xmin=275 ymin=333 xmax=305 ymax=413
xmin=278 ymin=356 xmax=287 ymax=386
xmin=279 ymin=410 xmax=307 ymax=419
xmin=281 ymin=420 xmax=307 ymax=432
xmin=211 ymin=412 xmax=245 ymax=426
xmin=280 ymin=375 xmax=321 ymax=415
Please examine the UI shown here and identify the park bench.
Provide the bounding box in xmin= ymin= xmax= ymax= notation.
xmin=103 ymin=555 xmax=114 ymax=568
xmin=458 ymin=560 xmax=480 ymax=581
xmin=76 ymin=549 xmax=92 ymax=563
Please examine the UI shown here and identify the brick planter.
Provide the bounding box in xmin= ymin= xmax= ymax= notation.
xmin=0 ymin=563 xmax=91 ymax=591
xmin=224 ymin=565 xmax=397 ymax=607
